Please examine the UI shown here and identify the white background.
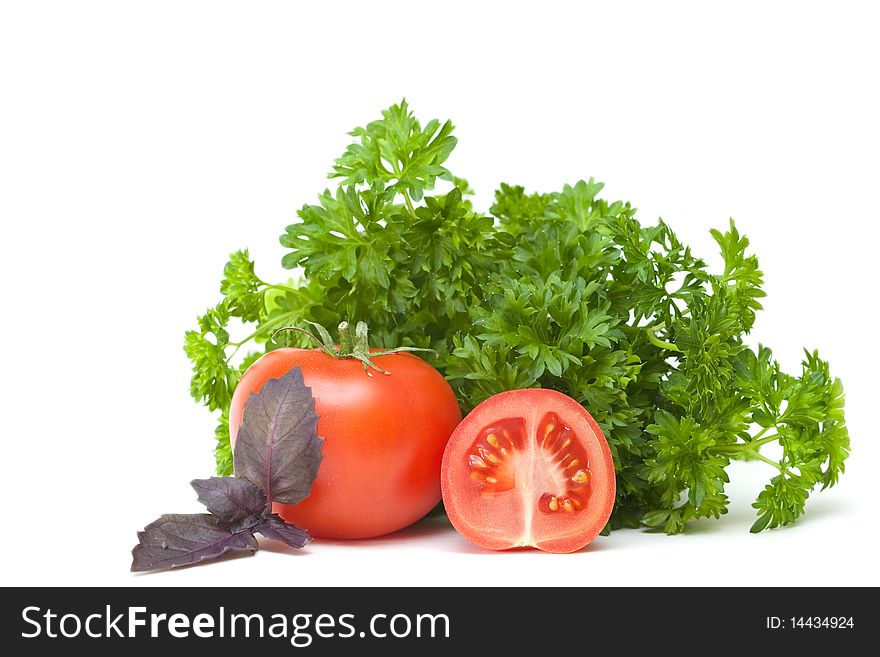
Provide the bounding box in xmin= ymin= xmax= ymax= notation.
xmin=2 ymin=1 xmax=878 ymax=587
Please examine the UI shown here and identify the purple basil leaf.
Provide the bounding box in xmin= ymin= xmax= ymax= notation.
xmin=255 ymin=515 xmax=311 ymax=549
xmin=233 ymin=366 xmax=323 ymax=505
xmin=130 ymin=514 xmax=257 ymax=573
xmin=191 ymin=476 xmax=267 ymax=530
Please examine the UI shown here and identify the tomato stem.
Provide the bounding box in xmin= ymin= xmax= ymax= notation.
xmin=273 ymin=320 xmax=438 ymax=376
xmin=270 ymin=326 xmax=322 ymax=347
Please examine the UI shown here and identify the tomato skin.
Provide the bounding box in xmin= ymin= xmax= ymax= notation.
xmin=441 ymin=389 xmax=616 ymax=553
xmin=230 ymin=348 xmax=462 ymax=539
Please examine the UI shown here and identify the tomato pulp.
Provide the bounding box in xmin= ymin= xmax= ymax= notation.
xmin=230 ymin=348 xmax=462 ymax=539
xmin=441 ymin=389 xmax=615 ymax=553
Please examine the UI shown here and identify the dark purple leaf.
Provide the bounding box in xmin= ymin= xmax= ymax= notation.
xmin=255 ymin=515 xmax=311 ymax=548
xmin=130 ymin=514 xmax=257 ymax=573
xmin=191 ymin=476 xmax=267 ymax=529
xmin=131 ymin=368 xmax=320 ymax=573
xmin=233 ymin=366 xmax=323 ymax=505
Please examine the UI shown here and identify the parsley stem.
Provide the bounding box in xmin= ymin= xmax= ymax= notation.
xmin=750 ymin=451 xmax=786 ymax=473
xmin=389 ymin=156 xmax=417 ymax=214
xmin=265 ymin=283 xmax=299 ymax=294
xmin=225 ymin=337 xmax=256 ymax=363
xmin=711 ymin=434 xmax=780 ymax=454
xmin=644 ymin=323 xmax=682 ymax=352
xmin=751 ymin=434 xmax=779 ymax=448
xmin=710 ymin=439 xmax=789 ymax=474
xmin=230 ymin=326 xmax=269 ymax=349
xmin=403 ymin=189 xmax=416 ymax=215
xmin=224 ymin=283 xmax=313 ymax=361
xmin=225 ymin=311 xmax=301 ymax=363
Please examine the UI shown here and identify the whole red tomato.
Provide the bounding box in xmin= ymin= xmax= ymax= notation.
xmin=229 ymin=344 xmax=461 ymax=539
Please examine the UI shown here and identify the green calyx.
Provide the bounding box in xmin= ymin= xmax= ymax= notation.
xmin=273 ymin=320 xmax=436 ymax=376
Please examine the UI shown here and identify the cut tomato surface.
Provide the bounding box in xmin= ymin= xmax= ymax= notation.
xmin=441 ymin=389 xmax=616 ymax=553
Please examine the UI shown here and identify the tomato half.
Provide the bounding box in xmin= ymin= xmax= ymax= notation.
xmin=230 ymin=348 xmax=462 ymax=539
xmin=441 ymin=389 xmax=615 ymax=553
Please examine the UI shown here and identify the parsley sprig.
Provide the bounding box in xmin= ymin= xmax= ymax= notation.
xmin=185 ymin=100 xmax=849 ymax=533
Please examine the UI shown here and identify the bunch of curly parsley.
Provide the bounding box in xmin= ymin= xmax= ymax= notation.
xmin=185 ymin=101 xmax=849 ymax=534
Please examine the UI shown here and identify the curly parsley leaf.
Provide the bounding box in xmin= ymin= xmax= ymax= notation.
xmin=643 ymin=410 xmax=730 ymax=532
xmin=184 ymin=302 xmax=236 ymax=413
xmin=214 ymin=408 xmax=234 ymax=476
xmin=220 ymin=249 xmax=267 ymax=323
xmin=710 ymin=219 xmax=766 ymax=332
xmin=738 ymin=348 xmax=850 ymax=532
xmin=331 ymin=99 xmax=456 ymax=202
